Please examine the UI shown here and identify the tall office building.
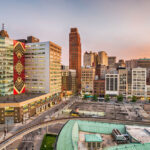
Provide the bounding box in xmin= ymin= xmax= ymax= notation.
xmin=116 ymin=59 xmax=126 ymax=68
xmin=127 ymin=70 xmax=132 ymax=96
xmin=17 ymin=36 xmax=40 ymax=44
xmin=0 ymin=27 xmax=25 ymax=96
xmin=95 ymin=64 xmax=107 ymax=79
xmin=81 ymin=67 xmax=95 ymax=95
xmin=68 ymin=70 xmax=77 ymax=94
xmin=25 ymin=41 xmax=61 ymax=96
xmin=98 ymin=51 xmax=108 ymax=66
xmin=108 ymin=56 xmax=116 ymax=68
xmin=137 ymin=58 xmax=150 ymax=68
xmin=61 ymin=68 xmax=77 ymax=94
xmin=125 ymin=59 xmax=138 ymax=70
xmin=94 ymin=80 xmax=105 ymax=97
xmin=105 ymin=73 xmax=119 ymax=96
xmin=84 ymin=51 xmax=95 ymax=67
xmin=118 ymin=68 xmax=128 ymax=96
xmin=132 ymin=68 xmax=146 ymax=97
xmin=69 ymin=28 xmax=81 ymax=91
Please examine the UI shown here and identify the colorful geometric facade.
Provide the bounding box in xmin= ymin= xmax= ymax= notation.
xmin=13 ymin=40 xmax=25 ymax=95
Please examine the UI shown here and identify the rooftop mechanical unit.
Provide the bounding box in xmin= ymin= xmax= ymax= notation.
xmin=112 ymin=129 xmax=128 ymax=144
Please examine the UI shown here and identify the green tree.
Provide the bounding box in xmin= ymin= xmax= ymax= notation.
xmin=128 ymin=96 xmax=131 ymax=99
xmin=117 ymin=94 xmax=123 ymax=102
xmin=132 ymin=95 xmax=137 ymax=102
xmin=93 ymin=95 xmax=98 ymax=101
xmin=105 ymin=94 xmax=110 ymax=102
xmin=83 ymin=95 xmax=87 ymax=100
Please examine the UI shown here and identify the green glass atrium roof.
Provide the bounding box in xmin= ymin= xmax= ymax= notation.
xmin=85 ymin=134 xmax=102 ymax=142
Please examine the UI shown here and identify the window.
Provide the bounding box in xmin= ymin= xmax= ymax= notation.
xmin=88 ymin=142 xmax=91 ymax=148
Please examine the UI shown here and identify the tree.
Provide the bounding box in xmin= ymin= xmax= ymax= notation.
xmin=128 ymin=96 xmax=131 ymax=99
xmin=105 ymin=94 xmax=110 ymax=102
xmin=132 ymin=95 xmax=137 ymax=102
xmin=93 ymin=95 xmax=98 ymax=101
xmin=83 ymin=95 xmax=87 ymax=100
xmin=117 ymin=95 xmax=123 ymax=102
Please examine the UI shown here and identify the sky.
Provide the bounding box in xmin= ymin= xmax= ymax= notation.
xmin=1 ymin=0 xmax=150 ymax=65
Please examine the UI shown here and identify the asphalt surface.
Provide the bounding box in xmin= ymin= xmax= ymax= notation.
xmin=5 ymin=96 xmax=78 ymax=150
xmin=17 ymin=123 xmax=64 ymax=150
xmin=13 ymin=96 xmax=76 ymax=132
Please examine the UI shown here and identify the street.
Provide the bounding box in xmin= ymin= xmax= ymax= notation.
xmin=1 ymin=96 xmax=78 ymax=150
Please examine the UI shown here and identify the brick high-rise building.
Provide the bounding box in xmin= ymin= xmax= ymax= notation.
xmin=69 ymin=28 xmax=81 ymax=91
xmin=94 ymin=80 xmax=105 ymax=97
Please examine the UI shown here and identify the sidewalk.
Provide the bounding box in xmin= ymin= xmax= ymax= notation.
xmin=0 ymin=96 xmax=77 ymax=142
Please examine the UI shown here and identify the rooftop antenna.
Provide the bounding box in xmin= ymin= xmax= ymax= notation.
xmin=2 ymin=23 xmax=5 ymax=30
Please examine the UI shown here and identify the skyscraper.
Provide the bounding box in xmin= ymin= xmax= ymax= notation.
xmin=108 ymin=56 xmax=116 ymax=68
xmin=0 ymin=26 xmax=25 ymax=96
xmin=98 ymin=51 xmax=108 ymax=66
xmin=132 ymin=67 xmax=146 ymax=97
xmin=69 ymin=28 xmax=81 ymax=91
xmin=25 ymin=41 xmax=61 ymax=96
xmin=84 ymin=51 xmax=95 ymax=67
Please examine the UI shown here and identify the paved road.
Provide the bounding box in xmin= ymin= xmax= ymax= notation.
xmin=4 ymin=96 xmax=78 ymax=150
xmin=17 ymin=123 xmax=64 ymax=150
xmin=11 ymin=96 xmax=76 ymax=132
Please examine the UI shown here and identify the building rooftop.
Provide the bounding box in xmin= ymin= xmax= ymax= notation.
xmin=56 ymin=120 xmax=150 ymax=150
xmin=126 ymin=125 xmax=150 ymax=143
xmin=56 ymin=120 xmax=125 ymax=150
xmin=138 ymin=58 xmax=150 ymax=60
xmin=85 ymin=134 xmax=102 ymax=142
xmin=0 ymin=93 xmax=45 ymax=103
xmin=104 ymin=143 xmax=150 ymax=150
xmin=0 ymin=30 xmax=9 ymax=38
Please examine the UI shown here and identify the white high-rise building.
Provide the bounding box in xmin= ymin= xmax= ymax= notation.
xmin=105 ymin=74 xmax=119 ymax=96
xmin=132 ymin=68 xmax=146 ymax=97
xmin=25 ymin=41 xmax=61 ymax=96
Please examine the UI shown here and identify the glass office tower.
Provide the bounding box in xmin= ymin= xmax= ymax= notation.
xmin=0 ymin=37 xmax=25 ymax=96
xmin=0 ymin=37 xmax=14 ymax=96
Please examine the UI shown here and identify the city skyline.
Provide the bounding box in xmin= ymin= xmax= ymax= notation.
xmin=1 ymin=1 xmax=150 ymax=149
xmin=1 ymin=0 xmax=150 ymax=65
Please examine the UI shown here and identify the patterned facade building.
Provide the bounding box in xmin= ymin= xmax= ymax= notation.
xmin=13 ymin=40 xmax=25 ymax=94
xmin=0 ymin=34 xmax=25 ymax=96
xmin=69 ymin=28 xmax=81 ymax=91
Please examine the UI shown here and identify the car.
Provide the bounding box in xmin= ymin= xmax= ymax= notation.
xmin=98 ymin=97 xmax=105 ymax=101
xmin=91 ymin=115 xmax=99 ymax=118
